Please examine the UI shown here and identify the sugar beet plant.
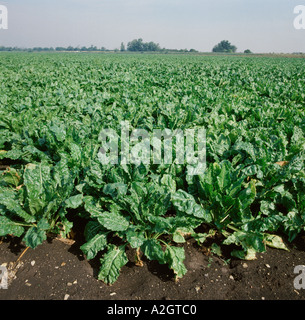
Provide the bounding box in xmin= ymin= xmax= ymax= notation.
xmin=0 ymin=53 xmax=304 ymax=284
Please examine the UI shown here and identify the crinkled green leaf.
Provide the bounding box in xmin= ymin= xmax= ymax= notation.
xmin=216 ymin=160 xmax=231 ymax=191
xmin=37 ymin=218 xmax=50 ymax=231
xmin=141 ymin=239 xmax=165 ymax=264
xmin=23 ymin=163 xmax=51 ymax=216
xmin=103 ymin=183 xmax=128 ymax=198
xmin=65 ymin=194 xmax=83 ymax=209
xmin=124 ymin=226 xmax=145 ymax=249
xmin=164 ymin=245 xmax=187 ymax=280
xmin=81 ymin=233 xmax=108 ymax=260
xmin=23 ymin=226 xmax=47 ymax=249
xmin=0 ymin=188 xmax=35 ymax=223
xmin=172 ymin=190 xmax=212 ymax=222
xmin=98 ymin=244 xmax=128 ymax=285
xmin=97 ymin=210 xmax=129 ymax=232
xmin=0 ymin=216 xmax=24 ymax=237
xmin=84 ymin=220 xmax=103 ymax=241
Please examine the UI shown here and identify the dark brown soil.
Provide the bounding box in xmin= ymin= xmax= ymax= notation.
xmin=1 ymin=233 xmax=305 ymax=301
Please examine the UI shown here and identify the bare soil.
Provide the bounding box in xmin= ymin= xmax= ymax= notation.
xmin=1 ymin=232 xmax=305 ymax=301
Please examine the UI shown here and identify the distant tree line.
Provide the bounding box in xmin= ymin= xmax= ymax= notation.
xmin=123 ymin=39 xmax=198 ymax=53
xmin=0 ymin=45 xmax=111 ymax=52
xmin=0 ymin=39 xmax=253 ymax=54
xmin=0 ymin=39 xmax=199 ymax=53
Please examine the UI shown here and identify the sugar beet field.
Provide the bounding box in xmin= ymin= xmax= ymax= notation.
xmin=0 ymin=53 xmax=305 ymax=300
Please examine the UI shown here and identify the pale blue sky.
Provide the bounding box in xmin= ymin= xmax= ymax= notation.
xmin=0 ymin=0 xmax=304 ymax=52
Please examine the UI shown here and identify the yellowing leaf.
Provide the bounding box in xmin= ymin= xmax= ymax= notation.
xmin=264 ymin=234 xmax=289 ymax=251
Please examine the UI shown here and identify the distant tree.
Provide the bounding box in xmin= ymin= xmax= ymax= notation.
xmin=189 ymin=48 xmax=198 ymax=53
xmin=127 ymin=39 xmax=161 ymax=52
xmin=145 ymin=41 xmax=161 ymax=51
xmin=244 ymin=49 xmax=252 ymax=54
xmin=127 ymin=38 xmax=144 ymax=51
xmin=88 ymin=45 xmax=97 ymax=51
xmin=120 ymin=42 xmax=126 ymax=52
xmin=212 ymin=40 xmax=237 ymax=53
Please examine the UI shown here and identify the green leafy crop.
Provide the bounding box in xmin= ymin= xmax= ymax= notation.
xmin=0 ymin=53 xmax=304 ymax=284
